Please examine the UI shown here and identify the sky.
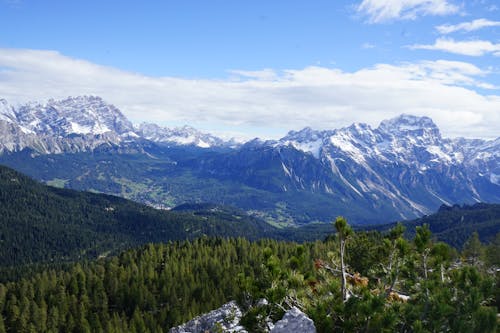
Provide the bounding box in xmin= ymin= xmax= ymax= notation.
xmin=0 ymin=0 xmax=499 ymax=140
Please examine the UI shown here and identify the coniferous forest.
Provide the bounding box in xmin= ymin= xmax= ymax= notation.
xmin=1 ymin=165 xmax=500 ymax=332
xmin=0 ymin=226 xmax=499 ymax=332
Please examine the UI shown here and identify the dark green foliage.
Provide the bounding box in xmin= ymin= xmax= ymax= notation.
xmin=371 ymin=203 xmax=500 ymax=248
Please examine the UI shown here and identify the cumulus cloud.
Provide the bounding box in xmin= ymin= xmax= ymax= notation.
xmin=410 ymin=38 xmax=500 ymax=56
xmin=0 ymin=48 xmax=499 ymax=139
xmin=356 ymin=0 xmax=460 ymax=23
xmin=436 ymin=18 xmax=500 ymax=34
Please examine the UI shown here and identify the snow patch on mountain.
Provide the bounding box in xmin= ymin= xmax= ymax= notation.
xmin=426 ymin=145 xmax=453 ymax=163
xmin=329 ymin=133 xmax=368 ymax=165
xmin=287 ymin=139 xmax=323 ymax=158
xmin=491 ymin=173 xmax=500 ymax=186
xmin=280 ymin=127 xmax=324 ymax=158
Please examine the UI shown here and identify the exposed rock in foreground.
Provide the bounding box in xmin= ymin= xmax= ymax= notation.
xmin=169 ymin=301 xmax=247 ymax=333
xmin=270 ymin=307 xmax=316 ymax=333
xmin=169 ymin=302 xmax=317 ymax=333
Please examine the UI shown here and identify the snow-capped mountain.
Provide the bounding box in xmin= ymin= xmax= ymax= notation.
xmin=0 ymin=96 xmax=230 ymax=153
xmin=135 ymin=123 xmax=226 ymax=148
xmin=194 ymin=114 xmax=499 ymax=221
xmin=14 ymin=96 xmax=135 ymax=137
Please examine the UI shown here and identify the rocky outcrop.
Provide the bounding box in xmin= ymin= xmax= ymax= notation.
xmin=169 ymin=301 xmax=318 ymax=333
xmin=270 ymin=307 xmax=316 ymax=333
xmin=169 ymin=301 xmax=247 ymax=333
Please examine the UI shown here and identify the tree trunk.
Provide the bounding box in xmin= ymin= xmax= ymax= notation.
xmin=340 ymin=240 xmax=347 ymax=301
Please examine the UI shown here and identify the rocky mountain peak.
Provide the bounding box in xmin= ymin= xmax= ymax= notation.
xmin=48 ymin=95 xmax=134 ymax=135
xmin=282 ymin=127 xmax=323 ymax=142
xmin=378 ymin=114 xmax=441 ymax=140
xmin=11 ymin=95 xmax=134 ymax=137
xmin=135 ymin=122 xmax=225 ymax=148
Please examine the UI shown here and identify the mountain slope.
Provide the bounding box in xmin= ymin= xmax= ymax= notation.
xmin=0 ymin=165 xmax=281 ymax=267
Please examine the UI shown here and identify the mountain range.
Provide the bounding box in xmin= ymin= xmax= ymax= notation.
xmin=0 ymin=96 xmax=498 ymax=225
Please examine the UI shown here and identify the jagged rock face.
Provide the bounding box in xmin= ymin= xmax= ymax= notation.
xmin=270 ymin=307 xmax=316 ymax=333
xmin=169 ymin=301 xmax=247 ymax=333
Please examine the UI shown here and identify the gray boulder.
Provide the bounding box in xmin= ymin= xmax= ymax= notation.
xmin=270 ymin=307 xmax=316 ymax=333
xmin=169 ymin=301 xmax=247 ymax=333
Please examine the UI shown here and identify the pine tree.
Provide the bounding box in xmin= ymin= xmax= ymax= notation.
xmin=463 ymin=231 xmax=483 ymax=266
xmin=334 ymin=216 xmax=353 ymax=302
xmin=384 ymin=223 xmax=409 ymax=298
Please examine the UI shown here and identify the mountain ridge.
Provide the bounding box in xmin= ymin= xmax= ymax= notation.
xmin=0 ymin=95 xmax=498 ymax=224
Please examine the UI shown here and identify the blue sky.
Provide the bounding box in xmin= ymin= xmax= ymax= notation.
xmin=0 ymin=0 xmax=499 ymax=139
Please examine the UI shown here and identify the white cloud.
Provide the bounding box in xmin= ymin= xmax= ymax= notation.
xmin=228 ymin=69 xmax=277 ymax=81
xmin=356 ymin=0 xmax=460 ymax=23
xmin=436 ymin=18 xmax=500 ymax=34
xmin=410 ymin=38 xmax=500 ymax=56
xmin=0 ymin=48 xmax=499 ymax=139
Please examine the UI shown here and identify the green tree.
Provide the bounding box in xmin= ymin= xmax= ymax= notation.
xmin=485 ymin=232 xmax=500 ymax=267
xmin=383 ymin=223 xmax=410 ymax=298
xmin=415 ymin=224 xmax=432 ymax=281
xmin=334 ymin=216 xmax=353 ymax=302
xmin=463 ymin=231 xmax=483 ymax=266
xmin=431 ymin=242 xmax=454 ymax=283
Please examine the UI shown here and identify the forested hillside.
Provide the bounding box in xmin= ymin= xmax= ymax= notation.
xmin=0 ymin=164 xmax=278 ymax=270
